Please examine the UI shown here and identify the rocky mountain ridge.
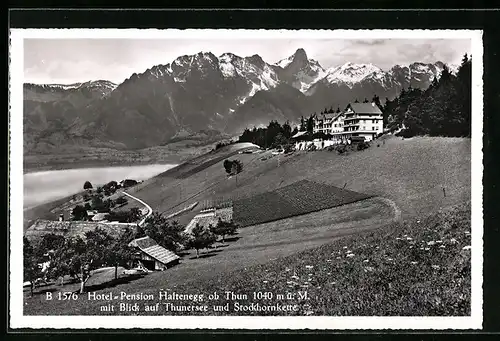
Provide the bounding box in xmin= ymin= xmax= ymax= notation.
xmin=24 ymin=48 xmax=459 ymax=152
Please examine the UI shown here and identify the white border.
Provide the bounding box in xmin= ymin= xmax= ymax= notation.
xmin=9 ymin=29 xmax=483 ymax=330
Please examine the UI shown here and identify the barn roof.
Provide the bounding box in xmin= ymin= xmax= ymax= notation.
xmin=347 ymin=102 xmax=383 ymax=114
xmin=24 ymin=219 xmax=126 ymax=240
xmin=129 ymin=236 xmax=180 ymax=265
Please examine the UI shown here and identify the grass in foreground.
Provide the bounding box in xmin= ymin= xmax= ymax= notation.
xmin=157 ymin=201 xmax=471 ymax=316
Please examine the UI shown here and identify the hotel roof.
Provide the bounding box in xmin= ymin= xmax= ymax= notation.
xmin=347 ymin=102 xmax=383 ymax=114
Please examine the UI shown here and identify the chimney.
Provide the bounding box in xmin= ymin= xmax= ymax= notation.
xmin=59 ymin=214 xmax=64 ymax=222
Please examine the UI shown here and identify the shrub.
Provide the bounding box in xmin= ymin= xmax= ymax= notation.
xmin=336 ymin=144 xmax=348 ymax=155
xmin=395 ymin=129 xmax=416 ymax=138
xmin=223 ymin=160 xmax=232 ymax=174
xmin=121 ymin=179 xmax=138 ymax=188
xmin=83 ymin=181 xmax=93 ymax=190
xmin=105 ymin=208 xmax=141 ymax=223
xmin=231 ymin=160 xmax=243 ymax=175
xmin=357 ymin=141 xmax=370 ymax=151
xmin=223 ymin=159 xmax=243 ymax=175
xmin=283 ymin=144 xmax=295 ymax=154
xmin=71 ymin=205 xmax=88 ymax=221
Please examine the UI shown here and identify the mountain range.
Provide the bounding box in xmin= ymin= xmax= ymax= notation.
xmin=23 ymin=48 xmax=459 ymax=152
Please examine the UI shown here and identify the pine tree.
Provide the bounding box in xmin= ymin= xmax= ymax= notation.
xmin=299 ymin=116 xmax=306 ymax=131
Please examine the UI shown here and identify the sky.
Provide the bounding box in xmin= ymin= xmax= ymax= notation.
xmin=24 ymin=38 xmax=471 ymax=85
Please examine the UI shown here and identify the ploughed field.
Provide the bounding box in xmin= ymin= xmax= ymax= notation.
xmin=233 ymin=180 xmax=372 ymax=227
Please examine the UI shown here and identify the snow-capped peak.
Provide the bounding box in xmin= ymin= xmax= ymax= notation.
xmin=325 ymin=62 xmax=384 ymax=87
xmin=275 ymin=48 xmax=311 ymax=69
xmin=276 ymin=55 xmax=294 ymax=69
xmin=219 ymin=52 xmax=238 ymax=63
xmin=26 ymin=80 xmax=117 ymax=92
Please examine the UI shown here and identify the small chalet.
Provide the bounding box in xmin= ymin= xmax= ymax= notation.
xmin=128 ymin=236 xmax=180 ymax=271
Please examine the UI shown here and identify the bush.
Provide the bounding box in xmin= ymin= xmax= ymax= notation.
xmin=336 ymin=144 xmax=348 ymax=155
xmin=283 ymin=144 xmax=295 ymax=154
xmin=83 ymin=181 xmax=93 ymax=190
xmin=307 ymin=144 xmax=317 ymax=151
xmin=106 ymin=208 xmax=141 ymax=223
xmin=223 ymin=159 xmax=243 ymax=175
xmin=395 ymin=129 xmax=416 ymax=138
xmin=231 ymin=160 xmax=243 ymax=175
xmin=215 ymin=140 xmax=235 ymax=150
xmin=357 ymin=141 xmax=370 ymax=151
xmin=121 ymin=179 xmax=138 ymax=188
xmin=71 ymin=205 xmax=88 ymax=221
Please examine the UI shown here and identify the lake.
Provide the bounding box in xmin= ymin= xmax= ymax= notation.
xmin=23 ymin=164 xmax=177 ymax=209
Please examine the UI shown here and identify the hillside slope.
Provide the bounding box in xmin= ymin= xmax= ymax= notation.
xmin=124 ymin=136 xmax=470 ymax=221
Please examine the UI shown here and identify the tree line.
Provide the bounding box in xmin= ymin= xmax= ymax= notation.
xmin=24 ymin=212 xmax=239 ymax=296
xmin=238 ymin=120 xmax=297 ymax=150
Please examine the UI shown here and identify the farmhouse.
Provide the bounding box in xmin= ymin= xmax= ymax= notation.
xmin=339 ymin=102 xmax=383 ymax=142
xmin=128 ymin=236 xmax=180 ymax=271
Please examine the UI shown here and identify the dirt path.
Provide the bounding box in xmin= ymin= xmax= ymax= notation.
xmin=121 ymin=191 xmax=152 ymax=226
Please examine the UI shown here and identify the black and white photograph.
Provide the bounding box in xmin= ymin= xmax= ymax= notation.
xmin=9 ymin=28 xmax=483 ymax=329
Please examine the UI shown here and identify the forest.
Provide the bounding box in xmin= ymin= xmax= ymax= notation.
xmin=385 ymin=53 xmax=472 ymax=138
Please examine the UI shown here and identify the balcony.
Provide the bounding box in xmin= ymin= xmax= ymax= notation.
xmin=343 ymin=122 xmax=360 ymax=128
xmin=344 ymin=114 xmax=382 ymax=121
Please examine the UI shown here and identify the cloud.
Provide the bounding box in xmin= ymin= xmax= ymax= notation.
xmin=351 ymin=39 xmax=386 ymax=46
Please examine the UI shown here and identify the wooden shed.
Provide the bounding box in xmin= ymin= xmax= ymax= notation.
xmin=128 ymin=236 xmax=180 ymax=271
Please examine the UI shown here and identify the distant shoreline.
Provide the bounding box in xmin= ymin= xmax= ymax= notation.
xmin=23 ymin=159 xmax=182 ymax=174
